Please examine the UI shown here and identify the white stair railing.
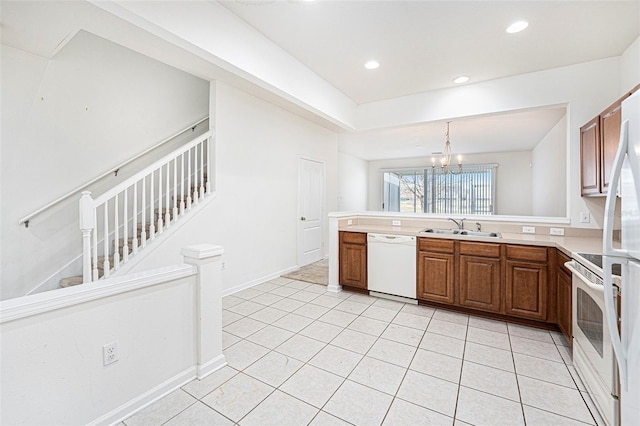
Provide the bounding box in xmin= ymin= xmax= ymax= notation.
xmin=79 ymin=131 xmax=213 ymax=284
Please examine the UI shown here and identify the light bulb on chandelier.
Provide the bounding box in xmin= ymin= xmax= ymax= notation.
xmin=432 ymin=121 xmax=462 ymax=174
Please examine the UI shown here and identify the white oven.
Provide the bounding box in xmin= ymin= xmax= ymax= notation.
xmin=566 ymin=255 xmax=620 ymax=426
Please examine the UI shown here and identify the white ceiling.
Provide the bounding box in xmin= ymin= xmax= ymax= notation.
xmin=220 ymin=0 xmax=638 ymax=159
xmin=220 ymin=0 xmax=640 ymax=105
xmin=1 ymin=1 xmax=638 ymax=160
xmin=339 ymin=105 xmax=567 ymax=160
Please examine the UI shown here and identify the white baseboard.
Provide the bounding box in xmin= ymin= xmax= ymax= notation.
xmin=89 ymin=366 xmax=196 ymax=426
xmin=221 ymin=265 xmax=299 ymax=297
xmin=197 ymin=354 xmax=227 ymax=380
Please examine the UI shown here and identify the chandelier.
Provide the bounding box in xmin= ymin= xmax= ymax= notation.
xmin=432 ymin=121 xmax=462 ymax=174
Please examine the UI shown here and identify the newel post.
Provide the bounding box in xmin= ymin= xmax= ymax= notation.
xmin=79 ymin=191 xmax=95 ymax=284
xmin=182 ymin=244 xmax=226 ymax=379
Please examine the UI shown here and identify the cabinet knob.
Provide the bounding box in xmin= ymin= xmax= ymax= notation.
xmin=300 ymin=217 xmax=306 ymax=221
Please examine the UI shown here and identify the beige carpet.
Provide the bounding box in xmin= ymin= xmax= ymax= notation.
xmin=282 ymin=259 xmax=328 ymax=286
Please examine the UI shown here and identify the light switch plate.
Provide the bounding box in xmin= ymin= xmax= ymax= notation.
xmin=550 ymin=227 xmax=565 ymax=236
xmin=522 ymin=226 xmax=536 ymax=234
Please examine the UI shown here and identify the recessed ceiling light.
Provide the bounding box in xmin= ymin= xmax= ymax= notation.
xmin=506 ymin=20 xmax=528 ymax=33
xmin=453 ymin=76 xmax=469 ymax=84
xmin=364 ymin=60 xmax=380 ymax=70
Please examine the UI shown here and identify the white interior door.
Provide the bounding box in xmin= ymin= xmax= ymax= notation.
xmin=298 ymin=158 xmax=324 ymax=267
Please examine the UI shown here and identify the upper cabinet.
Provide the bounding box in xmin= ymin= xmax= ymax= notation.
xmin=580 ymin=116 xmax=601 ymax=196
xmin=581 ymin=85 xmax=639 ymax=196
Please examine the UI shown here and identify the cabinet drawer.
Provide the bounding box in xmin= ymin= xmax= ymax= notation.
xmin=506 ymin=245 xmax=547 ymax=263
xmin=460 ymin=241 xmax=500 ymax=258
xmin=340 ymin=231 xmax=366 ymax=245
xmin=418 ymin=238 xmax=454 ymax=254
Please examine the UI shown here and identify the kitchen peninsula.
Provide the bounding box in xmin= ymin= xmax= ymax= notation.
xmin=328 ymin=212 xmax=606 ymax=341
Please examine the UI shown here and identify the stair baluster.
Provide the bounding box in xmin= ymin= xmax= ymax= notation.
xmin=132 ymin=182 xmax=139 ymax=255
xmin=66 ymin=131 xmax=213 ymax=289
xmin=141 ymin=176 xmax=147 ymax=248
xmin=103 ymin=203 xmax=110 ymax=278
xmin=187 ymin=148 xmax=193 ymax=210
xmin=165 ymin=163 xmax=171 ymax=229
xmin=157 ymin=167 xmax=163 ymax=233
xmin=180 ymin=153 xmax=186 ymax=215
xmin=206 ymin=138 xmax=211 ymax=194
xmin=173 ymin=158 xmax=179 ymax=221
xmin=123 ymin=187 xmax=129 ymax=263
xmin=149 ymin=171 xmax=156 ymax=240
xmin=113 ymin=195 xmax=120 ymax=270
xmin=199 ymin=143 xmax=205 ymax=199
xmin=92 ymin=210 xmax=99 ymax=281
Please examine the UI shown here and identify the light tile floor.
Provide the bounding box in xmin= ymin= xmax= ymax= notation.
xmin=123 ymin=277 xmax=605 ymax=426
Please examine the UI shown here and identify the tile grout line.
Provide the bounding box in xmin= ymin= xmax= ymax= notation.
xmin=507 ymin=326 xmax=529 ymax=425
xmin=174 ymin=278 xmax=597 ymax=426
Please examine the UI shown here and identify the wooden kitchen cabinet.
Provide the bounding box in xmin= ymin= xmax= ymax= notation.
xmin=580 ymin=85 xmax=638 ymax=196
xmin=580 ymin=116 xmax=601 ymax=196
xmin=556 ymin=255 xmax=573 ymax=345
xmin=457 ymin=242 xmax=502 ymax=313
xmin=600 ymin=101 xmax=623 ymax=193
xmin=505 ymin=245 xmax=548 ymax=321
xmin=417 ymin=238 xmax=455 ymax=304
xmin=339 ymin=231 xmax=367 ymax=289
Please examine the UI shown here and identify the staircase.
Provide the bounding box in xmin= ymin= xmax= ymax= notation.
xmin=60 ymin=131 xmax=213 ymax=288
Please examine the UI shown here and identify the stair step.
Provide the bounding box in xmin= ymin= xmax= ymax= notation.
xmin=61 ymin=174 xmax=210 ymax=288
xmin=60 ymin=276 xmax=83 ymax=288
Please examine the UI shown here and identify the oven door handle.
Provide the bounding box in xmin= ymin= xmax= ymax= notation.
xmin=603 ymin=255 xmax=627 ymax=391
xmin=564 ymin=261 xmax=607 ymax=293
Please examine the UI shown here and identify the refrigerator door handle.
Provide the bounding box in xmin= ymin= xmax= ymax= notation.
xmin=603 ymin=120 xmax=630 ymax=258
xmin=603 ymin=255 xmax=628 ymax=391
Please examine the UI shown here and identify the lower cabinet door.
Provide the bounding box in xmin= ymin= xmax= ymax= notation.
xmin=339 ymin=243 xmax=367 ymax=288
xmin=417 ymin=251 xmax=455 ymax=304
xmin=458 ymin=255 xmax=502 ymax=313
xmin=505 ymin=260 xmax=548 ymax=320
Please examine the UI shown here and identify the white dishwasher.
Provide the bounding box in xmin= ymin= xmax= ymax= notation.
xmin=367 ymin=233 xmax=417 ymax=299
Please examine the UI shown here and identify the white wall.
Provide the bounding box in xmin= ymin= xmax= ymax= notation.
xmin=93 ymin=0 xmax=357 ymax=130
xmin=124 ymin=81 xmax=339 ymax=294
xmin=620 ymin=36 xmax=640 ymax=95
xmin=0 ymin=272 xmax=197 ymax=425
xmin=356 ymin=58 xmax=621 ymax=228
xmin=0 ymin=31 xmax=209 ymax=300
xmin=338 ymin=152 xmax=368 ymax=211
xmin=531 ymin=115 xmax=567 ymax=217
xmin=367 ymin=151 xmax=532 ymax=215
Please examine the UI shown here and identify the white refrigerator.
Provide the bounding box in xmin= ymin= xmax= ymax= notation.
xmin=603 ymin=90 xmax=640 ymax=425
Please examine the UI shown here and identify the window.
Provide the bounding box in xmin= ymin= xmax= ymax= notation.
xmin=383 ymin=164 xmax=497 ymax=215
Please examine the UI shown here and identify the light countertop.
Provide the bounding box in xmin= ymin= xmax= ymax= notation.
xmin=339 ymin=224 xmax=605 ymax=257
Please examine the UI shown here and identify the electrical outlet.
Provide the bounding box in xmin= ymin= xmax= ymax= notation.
xmin=580 ymin=212 xmax=591 ymax=223
xmin=347 ymin=219 xmax=353 ymax=225
xmin=103 ymin=342 xmax=119 ymax=366
xmin=550 ymin=227 xmax=565 ymax=236
xmin=221 ymin=261 xmax=226 ymax=270
xmin=392 ymin=220 xmax=401 ymax=226
xmin=522 ymin=226 xmax=536 ymax=234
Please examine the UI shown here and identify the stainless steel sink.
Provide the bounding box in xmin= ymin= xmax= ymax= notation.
xmin=459 ymin=230 xmax=502 ymax=238
xmin=422 ymin=228 xmax=501 ymax=238
xmin=422 ymin=228 xmax=461 ymax=235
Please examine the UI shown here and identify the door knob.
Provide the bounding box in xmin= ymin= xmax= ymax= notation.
xmin=300 ymin=217 xmax=306 ymax=221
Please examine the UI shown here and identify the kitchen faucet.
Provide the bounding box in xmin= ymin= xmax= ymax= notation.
xmin=476 ymin=222 xmax=482 ymax=231
xmin=448 ymin=218 xmax=466 ymax=230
